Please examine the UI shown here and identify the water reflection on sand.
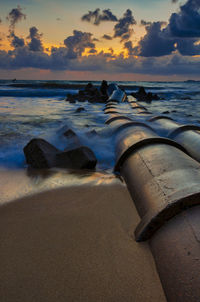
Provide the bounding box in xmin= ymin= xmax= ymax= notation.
xmin=0 ymin=168 xmax=122 ymax=205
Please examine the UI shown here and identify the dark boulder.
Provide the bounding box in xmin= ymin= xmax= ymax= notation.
xmin=56 ymin=146 xmax=97 ymax=169
xmin=131 ymin=86 xmax=160 ymax=103
xmin=100 ymin=80 xmax=108 ymax=96
xmin=24 ymin=138 xmax=97 ymax=170
xmin=85 ymin=82 xmax=94 ymax=91
xmin=23 ymin=138 xmax=58 ymax=169
xmin=75 ymin=107 xmax=85 ymax=113
xmin=65 ymin=94 xmax=76 ymax=103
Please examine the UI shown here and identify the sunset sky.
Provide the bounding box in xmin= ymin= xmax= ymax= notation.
xmin=0 ymin=0 xmax=200 ymax=81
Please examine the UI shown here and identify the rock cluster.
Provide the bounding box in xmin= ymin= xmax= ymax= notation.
xmin=24 ymin=128 xmax=97 ymax=170
xmin=131 ymin=87 xmax=160 ymax=103
xmin=66 ymin=81 xmax=108 ymax=103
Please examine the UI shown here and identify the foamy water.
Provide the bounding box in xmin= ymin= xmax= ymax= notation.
xmin=0 ymin=79 xmax=200 ymax=170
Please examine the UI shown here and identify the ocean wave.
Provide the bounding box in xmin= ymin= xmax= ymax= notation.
xmin=0 ymin=89 xmax=78 ymax=97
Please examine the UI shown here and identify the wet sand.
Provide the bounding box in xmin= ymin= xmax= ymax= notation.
xmin=0 ymin=171 xmax=166 ymax=301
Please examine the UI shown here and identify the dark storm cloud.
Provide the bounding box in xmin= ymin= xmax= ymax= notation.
xmin=64 ymin=30 xmax=96 ymax=57
xmin=7 ymin=5 xmax=26 ymax=30
xmin=168 ymin=0 xmax=200 ymax=37
xmin=27 ymin=26 xmax=43 ymax=52
xmin=113 ymin=9 xmax=136 ymax=42
xmin=102 ymin=34 xmax=113 ymax=40
xmin=81 ymin=8 xmax=117 ymax=25
xmin=176 ymin=39 xmax=200 ymax=56
xmin=135 ymin=0 xmax=200 ymax=57
xmin=137 ymin=21 xmax=176 ymax=57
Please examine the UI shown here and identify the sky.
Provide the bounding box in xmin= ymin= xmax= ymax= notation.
xmin=0 ymin=0 xmax=200 ymax=81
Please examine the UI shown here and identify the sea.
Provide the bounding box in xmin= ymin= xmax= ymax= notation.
xmin=0 ymin=79 xmax=200 ymax=172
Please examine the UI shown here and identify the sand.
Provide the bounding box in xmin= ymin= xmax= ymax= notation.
xmin=0 ymin=173 xmax=166 ymax=301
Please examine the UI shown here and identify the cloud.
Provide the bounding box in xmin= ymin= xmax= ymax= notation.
xmin=27 ymin=26 xmax=43 ymax=52
xmin=64 ymin=30 xmax=96 ymax=58
xmin=113 ymin=9 xmax=136 ymax=42
xmin=176 ymin=38 xmax=200 ymax=56
xmin=1 ymin=42 xmax=200 ymax=78
xmin=140 ymin=20 xmax=152 ymax=26
xmin=124 ymin=41 xmax=135 ymax=56
xmin=102 ymin=34 xmax=112 ymax=40
xmin=81 ymin=8 xmax=117 ymax=25
xmin=7 ymin=5 xmax=26 ymax=31
xmin=10 ymin=32 xmax=25 ymax=48
xmin=136 ymin=0 xmax=200 ymax=57
xmin=172 ymin=0 xmax=179 ymax=3
xmin=168 ymin=0 xmax=200 ymax=37
xmin=136 ymin=21 xmax=176 ymax=57
xmin=7 ymin=5 xmax=27 ymax=50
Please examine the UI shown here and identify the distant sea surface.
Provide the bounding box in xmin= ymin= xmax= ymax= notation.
xmin=0 ymin=79 xmax=200 ymax=170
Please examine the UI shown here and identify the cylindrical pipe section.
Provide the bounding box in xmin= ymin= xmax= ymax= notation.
xmin=149 ymin=116 xmax=200 ymax=163
xmin=104 ymin=95 xmax=200 ymax=301
xmin=108 ymin=89 xmax=126 ymax=103
xmin=107 ymin=83 xmax=118 ymax=96
xmin=150 ymin=206 xmax=200 ymax=302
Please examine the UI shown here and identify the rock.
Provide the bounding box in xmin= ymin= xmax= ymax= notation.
xmin=85 ymin=82 xmax=94 ymax=91
xmin=63 ymin=129 xmax=81 ymax=150
xmin=131 ymin=86 xmax=160 ymax=103
xmin=56 ymin=146 xmax=97 ymax=169
xmin=23 ymin=138 xmax=58 ymax=169
xmin=162 ymin=111 xmax=170 ymax=114
xmin=24 ymin=138 xmax=97 ymax=170
xmin=75 ymin=107 xmax=85 ymax=113
xmin=86 ymin=130 xmax=98 ymax=137
xmin=63 ymin=129 xmax=76 ymax=138
xmin=65 ymin=94 xmax=76 ymax=103
xmin=65 ymin=82 xmax=108 ymax=104
xmin=100 ymin=80 xmax=108 ymax=96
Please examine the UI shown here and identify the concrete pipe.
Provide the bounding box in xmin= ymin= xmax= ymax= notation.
xmin=108 ymin=89 xmax=126 ymax=103
xmin=105 ymin=95 xmax=200 ymax=301
xmin=149 ymin=116 xmax=200 ymax=163
xmin=105 ymin=115 xmax=132 ymax=125
xmin=103 ymin=105 xmax=117 ymax=111
xmin=104 ymin=109 xmax=119 ymax=115
xmin=107 ymin=83 xmax=119 ymax=96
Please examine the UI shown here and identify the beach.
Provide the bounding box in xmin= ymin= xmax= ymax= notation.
xmin=0 ymin=170 xmax=166 ymax=301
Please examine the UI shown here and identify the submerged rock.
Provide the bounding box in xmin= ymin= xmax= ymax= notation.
xmin=63 ymin=129 xmax=81 ymax=150
xmin=86 ymin=129 xmax=98 ymax=137
xmin=75 ymin=107 xmax=85 ymax=113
